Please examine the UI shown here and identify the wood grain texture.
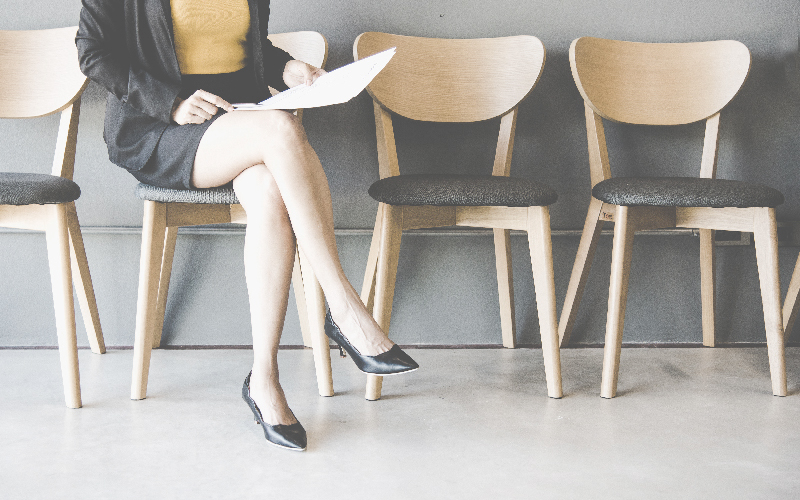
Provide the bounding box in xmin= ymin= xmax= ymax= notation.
xmin=367 ymin=204 xmax=403 ymax=401
xmin=600 ymin=206 xmax=636 ymax=399
xmin=402 ymin=205 xmax=456 ymax=230
xmin=527 ymin=207 xmax=562 ymax=398
xmin=51 ymin=102 xmax=81 ymax=179
xmin=66 ymin=202 xmax=105 ymax=354
xmin=132 ymin=201 xmax=167 ymax=400
xmin=292 ymin=247 xmax=313 ymax=349
xmin=752 ymin=208 xmax=787 ymax=396
xmin=164 ymin=203 xmax=232 ymax=227
xmin=569 ymin=37 xmax=785 ymax=398
xmin=585 ymin=105 xmax=612 ymax=188
xmin=699 ymin=229 xmax=716 ymax=347
xmin=45 ymin=204 xmax=81 ymax=408
xmin=0 ymin=27 xmax=88 ymax=118
xmin=355 ymin=32 xmax=545 ymax=123
xmin=558 ymin=197 xmax=606 ymax=346
xmin=299 ymin=247 xmax=334 ymax=397
xmin=570 ymin=37 xmax=750 ymax=125
xmin=675 ymin=206 xmax=754 ymax=232
xmin=494 ymin=228 xmax=517 ymax=348
xmin=373 ymin=103 xmax=400 ymax=179
xmin=0 ymin=29 xmax=103 ymax=407
xmin=782 ymin=260 xmax=800 ymax=338
xmin=269 ymin=31 xmax=328 ymax=69
xmin=492 ymin=110 xmax=518 ymax=177
xmin=360 ymin=204 xmax=384 ymax=314
xmin=356 ymin=33 xmax=558 ymax=398
xmin=700 ymin=113 xmax=721 ymax=179
xmin=0 ymin=204 xmax=52 ymax=231
xmin=455 ymin=206 xmax=529 ymax=230
xmin=152 ymin=226 xmax=178 ymax=348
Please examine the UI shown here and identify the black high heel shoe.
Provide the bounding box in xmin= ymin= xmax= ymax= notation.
xmin=242 ymin=372 xmax=307 ymax=451
xmin=324 ymin=310 xmax=419 ymax=376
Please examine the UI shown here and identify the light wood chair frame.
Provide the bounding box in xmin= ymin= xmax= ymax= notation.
xmin=559 ymin=37 xmax=786 ymax=398
xmin=355 ymin=32 xmax=562 ymax=401
xmin=131 ymin=32 xmax=333 ymax=400
xmin=0 ymin=27 xmax=106 ymax=408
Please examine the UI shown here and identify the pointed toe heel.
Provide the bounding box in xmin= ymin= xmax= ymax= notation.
xmin=242 ymin=372 xmax=307 ymax=451
xmin=324 ymin=310 xmax=419 ymax=376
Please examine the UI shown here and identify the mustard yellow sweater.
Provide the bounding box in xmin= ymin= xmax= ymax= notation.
xmin=171 ymin=0 xmax=250 ymax=74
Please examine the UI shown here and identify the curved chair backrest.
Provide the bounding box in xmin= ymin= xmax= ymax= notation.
xmin=354 ymin=32 xmax=545 ymax=123
xmin=569 ymin=37 xmax=751 ymax=125
xmin=269 ymin=31 xmax=328 ymax=70
xmin=0 ymin=27 xmax=89 ymax=119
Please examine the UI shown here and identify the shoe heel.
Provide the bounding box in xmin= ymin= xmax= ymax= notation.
xmin=336 ymin=344 xmax=347 ymax=358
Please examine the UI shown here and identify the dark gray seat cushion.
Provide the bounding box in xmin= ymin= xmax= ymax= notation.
xmin=592 ymin=177 xmax=784 ymax=208
xmin=136 ymin=183 xmax=239 ymax=204
xmin=0 ymin=173 xmax=81 ymax=205
xmin=368 ymin=174 xmax=558 ymax=207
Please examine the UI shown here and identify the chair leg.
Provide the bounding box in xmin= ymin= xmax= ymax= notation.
xmin=45 ymin=204 xmax=81 ymax=408
xmin=360 ymin=203 xmax=385 ymax=315
xmin=494 ymin=228 xmax=517 ymax=348
xmin=131 ymin=201 xmax=166 ymax=400
xmin=366 ymin=204 xmax=403 ymax=401
xmin=299 ymin=247 xmax=334 ymax=397
xmin=292 ymin=246 xmax=313 ymax=348
xmin=700 ymin=229 xmax=716 ymax=347
xmin=601 ymin=206 xmax=636 ymax=399
xmin=752 ymin=208 xmax=787 ymax=397
xmin=65 ymin=202 xmax=105 ymax=355
xmin=527 ymin=207 xmax=563 ymax=398
xmin=152 ymin=226 xmax=178 ymax=349
xmin=559 ymin=198 xmax=606 ymax=346
xmin=782 ymin=253 xmax=800 ymax=340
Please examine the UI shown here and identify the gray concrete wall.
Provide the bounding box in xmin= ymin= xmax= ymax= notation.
xmin=1 ymin=0 xmax=799 ymax=347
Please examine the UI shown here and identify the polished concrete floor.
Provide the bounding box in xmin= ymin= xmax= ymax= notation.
xmin=1 ymin=346 xmax=798 ymax=499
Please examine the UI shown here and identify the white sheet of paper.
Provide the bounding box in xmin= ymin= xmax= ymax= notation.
xmin=233 ymin=47 xmax=396 ymax=111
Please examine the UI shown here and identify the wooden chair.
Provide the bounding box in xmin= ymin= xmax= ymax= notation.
xmin=560 ymin=37 xmax=787 ymax=398
xmin=0 ymin=27 xmax=106 ymax=408
xmin=354 ymin=32 xmax=563 ymax=401
xmin=131 ymin=32 xmax=333 ymax=400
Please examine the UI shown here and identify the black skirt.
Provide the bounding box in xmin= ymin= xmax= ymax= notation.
xmin=131 ymin=67 xmax=270 ymax=190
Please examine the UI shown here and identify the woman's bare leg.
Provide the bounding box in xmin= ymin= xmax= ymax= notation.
xmin=232 ymin=165 xmax=297 ymax=425
xmin=193 ymin=110 xmax=393 ymax=356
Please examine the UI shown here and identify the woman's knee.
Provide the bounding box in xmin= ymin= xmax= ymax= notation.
xmin=234 ymin=165 xmax=289 ymax=222
xmin=256 ymin=110 xmax=308 ymax=151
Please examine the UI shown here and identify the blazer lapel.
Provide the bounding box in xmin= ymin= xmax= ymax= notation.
xmin=156 ymin=0 xmax=181 ymax=79
xmin=159 ymin=0 xmax=175 ymax=42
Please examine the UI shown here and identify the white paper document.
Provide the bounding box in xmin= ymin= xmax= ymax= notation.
xmin=233 ymin=47 xmax=396 ymax=111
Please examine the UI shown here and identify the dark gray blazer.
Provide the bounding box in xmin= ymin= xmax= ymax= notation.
xmin=76 ymin=0 xmax=293 ymax=172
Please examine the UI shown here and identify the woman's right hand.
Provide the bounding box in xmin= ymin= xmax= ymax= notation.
xmin=171 ymin=89 xmax=235 ymax=125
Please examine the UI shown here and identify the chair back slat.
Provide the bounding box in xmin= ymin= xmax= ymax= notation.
xmin=354 ymin=32 xmax=545 ymax=123
xmin=570 ymin=37 xmax=751 ymax=125
xmin=268 ymin=32 xmax=328 ymax=69
xmin=0 ymin=27 xmax=88 ymax=119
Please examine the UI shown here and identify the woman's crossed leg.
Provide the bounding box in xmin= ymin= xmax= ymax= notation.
xmin=192 ymin=109 xmax=393 ymax=425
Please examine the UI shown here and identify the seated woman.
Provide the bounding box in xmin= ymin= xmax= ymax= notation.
xmin=76 ymin=0 xmax=417 ymax=451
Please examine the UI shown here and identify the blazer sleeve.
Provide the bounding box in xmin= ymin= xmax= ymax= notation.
xmin=76 ymin=0 xmax=181 ymax=124
xmin=257 ymin=0 xmax=293 ymax=91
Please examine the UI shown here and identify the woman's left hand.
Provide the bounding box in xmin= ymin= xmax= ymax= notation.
xmin=283 ymin=60 xmax=326 ymax=88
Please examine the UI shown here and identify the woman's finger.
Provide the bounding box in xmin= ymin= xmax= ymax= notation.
xmin=195 ymin=89 xmax=235 ymax=112
xmin=309 ymin=67 xmax=326 ymax=84
xmin=188 ymin=95 xmax=219 ymax=117
xmin=189 ymin=104 xmax=214 ymax=121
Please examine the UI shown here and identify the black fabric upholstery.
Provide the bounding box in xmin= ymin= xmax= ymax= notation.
xmin=0 ymin=173 xmax=81 ymax=205
xmin=368 ymin=174 xmax=558 ymax=207
xmin=592 ymin=177 xmax=784 ymax=208
xmin=135 ymin=183 xmax=239 ymax=204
